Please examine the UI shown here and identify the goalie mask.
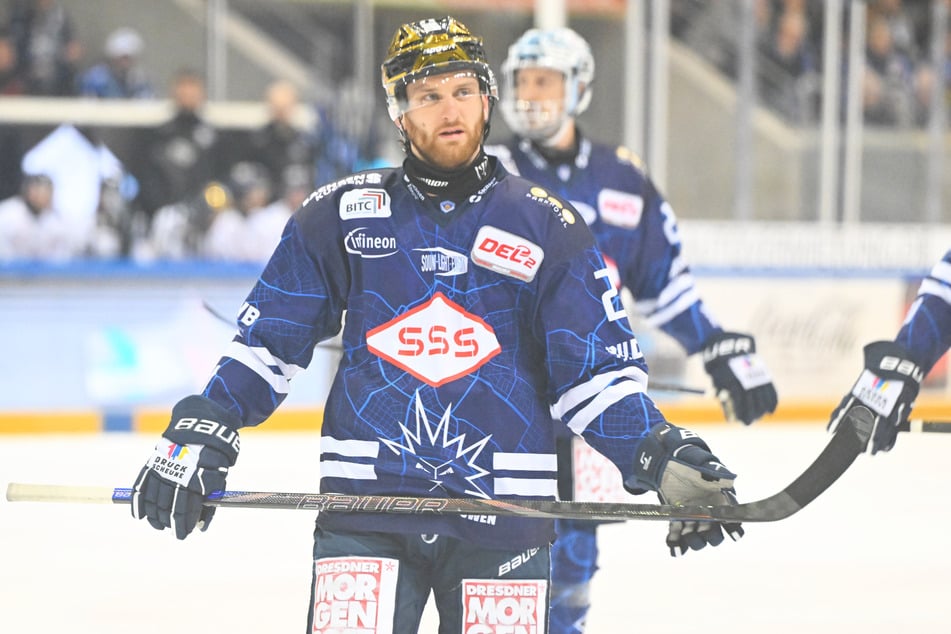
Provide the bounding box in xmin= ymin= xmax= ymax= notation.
xmin=381 ymin=16 xmax=498 ymax=139
xmin=500 ymin=27 xmax=595 ymax=142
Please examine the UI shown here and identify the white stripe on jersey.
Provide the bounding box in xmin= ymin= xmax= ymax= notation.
xmin=643 ymin=286 xmax=702 ymax=328
xmin=932 ymin=260 xmax=951 ymax=285
xmin=494 ymin=477 xmax=558 ymax=497
xmin=550 ymin=365 xmax=649 ymax=421
xmin=494 ymin=452 xmax=557 ymax=472
xmin=565 ymin=379 xmax=647 ymax=435
xmin=223 ymin=341 xmax=303 ymax=394
xmin=633 ymin=271 xmax=697 ymax=320
xmin=918 ymin=278 xmax=951 ymax=306
xmin=321 ymin=436 xmax=380 ymax=458
xmin=319 ymin=460 xmax=377 ymax=481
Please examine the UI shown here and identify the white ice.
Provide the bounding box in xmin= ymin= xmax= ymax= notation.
xmin=2 ymin=423 xmax=949 ymax=633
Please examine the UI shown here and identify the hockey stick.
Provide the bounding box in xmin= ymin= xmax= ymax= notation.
xmin=899 ymin=419 xmax=951 ymax=433
xmin=5 ymin=406 xmax=874 ymax=523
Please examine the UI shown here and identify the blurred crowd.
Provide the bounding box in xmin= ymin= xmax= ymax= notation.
xmin=676 ymin=0 xmax=950 ymax=126
xmin=1 ymin=0 xmax=949 ymax=264
xmin=0 ymin=0 xmax=388 ymax=265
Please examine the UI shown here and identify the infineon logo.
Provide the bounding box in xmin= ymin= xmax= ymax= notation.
xmin=366 ymin=292 xmax=501 ymax=387
xmin=471 ymin=226 xmax=544 ymax=282
xmin=345 ymin=227 xmax=398 ymax=259
xmin=339 ymin=188 xmax=391 ymax=219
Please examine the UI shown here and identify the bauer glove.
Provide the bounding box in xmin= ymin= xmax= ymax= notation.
xmin=828 ymin=341 xmax=922 ymax=455
xmin=131 ymin=395 xmax=241 ymax=539
xmin=627 ymin=422 xmax=744 ymax=557
xmin=702 ymin=331 xmax=777 ymax=425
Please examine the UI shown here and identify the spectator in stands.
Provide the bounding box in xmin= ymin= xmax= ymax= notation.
xmin=77 ymin=26 xmax=154 ymax=99
xmin=0 ymin=28 xmax=25 ymax=200
xmin=238 ymin=79 xmax=317 ymax=200
xmin=7 ymin=0 xmax=82 ymax=96
xmin=758 ymin=8 xmax=820 ymax=122
xmin=133 ymin=68 xmax=222 ymax=218
xmin=0 ymin=27 xmax=24 ymax=94
xmin=243 ymin=162 xmax=311 ymax=262
xmin=862 ymin=13 xmax=916 ymax=127
xmin=203 ymin=161 xmax=273 ymax=262
xmin=0 ymin=173 xmax=76 ymax=261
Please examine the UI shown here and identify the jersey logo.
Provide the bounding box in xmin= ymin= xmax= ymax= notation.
xmin=471 ymin=226 xmax=544 ymax=282
xmin=414 ymin=247 xmax=468 ymax=277
xmin=339 ymin=188 xmax=391 ymax=219
xmin=380 ymin=391 xmax=491 ymax=498
xmin=598 ymin=189 xmax=643 ymax=228
xmin=344 ymin=227 xmax=398 ymax=258
xmin=366 ymin=292 xmax=501 ymax=387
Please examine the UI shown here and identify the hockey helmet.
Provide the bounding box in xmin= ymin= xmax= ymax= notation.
xmin=500 ymin=28 xmax=595 ymax=141
xmin=381 ymin=16 xmax=498 ymax=122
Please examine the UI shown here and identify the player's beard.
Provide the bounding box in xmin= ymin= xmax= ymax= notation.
xmin=403 ymin=114 xmax=486 ymax=172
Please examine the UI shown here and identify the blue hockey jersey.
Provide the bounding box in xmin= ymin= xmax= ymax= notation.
xmin=488 ymin=136 xmax=721 ymax=354
xmin=202 ymin=159 xmax=667 ymax=548
xmin=896 ymin=249 xmax=951 ymax=374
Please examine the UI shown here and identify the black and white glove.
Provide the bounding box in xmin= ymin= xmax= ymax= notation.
xmin=627 ymin=422 xmax=744 ymax=557
xmin=131 ymin=395 xmax=241 ymax=539
xmin=702 ymin=331 xmax=778 ymax=425
xmin=828 ymin=341 xmax=922 ymax=455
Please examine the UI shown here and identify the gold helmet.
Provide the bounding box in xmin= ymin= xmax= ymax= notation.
xmin=381 ymin=16 xmax=498 ymax=121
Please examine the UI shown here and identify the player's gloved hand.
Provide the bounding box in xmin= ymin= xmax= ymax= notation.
xmin=701 ymin=331 xmax=777 ymax=425
xmin=828 ymin=341 xmax=922 ymax=455
xmin=627 ymin=422 xmax=744 ymax=557
xmin=131 ymin=395 xmax=241 ymax=539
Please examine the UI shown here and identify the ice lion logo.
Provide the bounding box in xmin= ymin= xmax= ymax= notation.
xmin=166 ymin=443 xmax=189 ymax=461
xmin=380 ymin=391 xmax=492 ymax=498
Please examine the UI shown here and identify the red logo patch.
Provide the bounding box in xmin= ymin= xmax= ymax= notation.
xmin=366 ymin=293 xmax=501 ymax=386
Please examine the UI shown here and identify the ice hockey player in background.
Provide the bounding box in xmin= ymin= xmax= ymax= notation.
xmin=487 ymin=27 xmax=778 ymax=634
xmin=829 ymin=249 xmax=951 ymax=454
xmin=129 ymin=16 xmax=745 ymax=633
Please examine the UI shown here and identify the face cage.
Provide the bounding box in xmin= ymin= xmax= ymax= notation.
xmin=500 ymin=61 xmax=583 ymax=142
xmin=385 ymin=64 xmax=498 ymax=121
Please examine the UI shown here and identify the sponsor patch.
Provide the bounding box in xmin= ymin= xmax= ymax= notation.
xmin=526 ymin=187 xmax=574 ymax=228
xmin=598 ymin=189 xmax=643 ymax=228
xmin=605 ymin=337 xmax=643 ymax=362
xmin=461 ymin=579 xmax=547 ymax=634
xmin=345 ymin=227 xmax=398 ymax=259
xmin=471 ymin=226 xmax=544 ymax=283
xmin=339 ymin=188 xmax=391 ymax=220
xmin=305 ymin=173 xmax=383 ymax=206
xmin=366 ymin=293 xmax=501 ymax=386
xmin=312 ymin=556 xmax=398 ymax=634
xmin=727 ymin=354 xmax=773 ymax=390
xmin=414 ymin=247 xmax=468 ymax=277
xmin=150 ymin=441 xmax=201 ymax=485
xmin=852 ymin=369 xmax=904 ymax=416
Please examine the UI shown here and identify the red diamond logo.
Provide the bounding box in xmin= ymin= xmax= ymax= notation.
xmin=366 ymin=292 xmax=501 ymax=387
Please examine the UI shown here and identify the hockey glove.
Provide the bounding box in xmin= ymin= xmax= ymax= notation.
xmin=131 ymin=395 xmax=241 ymax=539
xmin=828 ymin=341 xmax=922 ymax=455
xmin=627 ymin=422 xmax=744 ymax=557
xmin=702 ymin=331 xmax=777 ymax=425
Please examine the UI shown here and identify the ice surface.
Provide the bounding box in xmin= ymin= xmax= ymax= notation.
xmin=1 ymin=423 xmax=949 ymax=633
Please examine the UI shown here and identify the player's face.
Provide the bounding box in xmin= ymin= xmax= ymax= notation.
xmin=400 ymin=71 xmax=489 ymax=171
xmin=513 ymin=67 xmax=565 ymax=132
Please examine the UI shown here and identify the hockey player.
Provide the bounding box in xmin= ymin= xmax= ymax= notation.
xmin=129 ymin=17 xmax=744 ymax=633
xmin=487 ymin=28 xmax=778 ymax=634
xmin=829 ymin=249 xmax=951 ymax=454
